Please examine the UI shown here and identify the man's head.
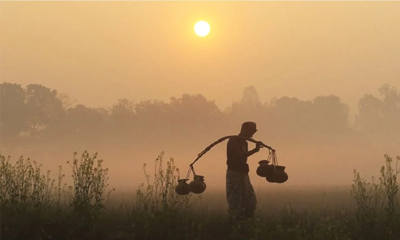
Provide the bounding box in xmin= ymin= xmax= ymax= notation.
xmin=239 ymin=121 xmax=257 ymax=137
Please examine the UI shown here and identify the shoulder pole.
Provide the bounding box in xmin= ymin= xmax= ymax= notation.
xmin=189 ymin=135 xmax=275 ymax=169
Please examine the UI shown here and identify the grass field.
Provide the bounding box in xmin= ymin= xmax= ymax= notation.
xmin=1 ymin=151 xmax=399 ymax=240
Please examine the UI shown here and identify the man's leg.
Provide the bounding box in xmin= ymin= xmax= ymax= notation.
xmin=243 ymin=174 xmax=257 ymax=219
xmin=226 ymin=170 xmax=245 ymax=224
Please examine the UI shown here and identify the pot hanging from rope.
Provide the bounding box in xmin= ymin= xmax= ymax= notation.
xmin=257 ymin=150 xmax=288 ymax=184
xmin=175 ymin=135 xmax=288 ymax=195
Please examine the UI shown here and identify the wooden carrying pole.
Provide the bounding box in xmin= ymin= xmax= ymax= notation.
xmin=187 ymin=135 xmax=275 ymax=177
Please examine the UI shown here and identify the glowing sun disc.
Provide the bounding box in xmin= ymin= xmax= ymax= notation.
xmin=194 ymin=21 xmax=210 ymax=37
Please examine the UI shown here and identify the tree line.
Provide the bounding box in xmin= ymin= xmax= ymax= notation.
xmin=1 ymin=83 xmax=399 ymax=151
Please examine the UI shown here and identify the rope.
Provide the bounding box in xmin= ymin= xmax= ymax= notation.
xmin=270 ymin=150 xmax=278 ymax=166
xmin=185 ymin=167 xmax=192 ymax=179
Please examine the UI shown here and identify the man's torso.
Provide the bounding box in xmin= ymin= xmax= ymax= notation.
xmin=226 ymin=136 xmax=249 ymax=173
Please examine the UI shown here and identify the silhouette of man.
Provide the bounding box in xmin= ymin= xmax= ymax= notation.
xmin=226 ymin=121 xmax=262 ymax=223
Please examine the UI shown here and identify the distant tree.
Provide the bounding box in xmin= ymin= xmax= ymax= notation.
xmin=264 ymin=94 xmax=349 ymax=143
xmin=241 ymin=86 xmax=262 ymax=109
xmin=357 ymin=84 xmax=400 ymax=134
xmin=58 ymin=92 xmax=77 ymax=109
xmin=228 ymin=86 xmax=264 ymax=122
xmin=133 ymin=94 xmax=224 ymax=141
xmin=268 ymin=96 xmax=313 ymax=131
xmin=110 ymin=98 xmax=135 ymax=133
xmin=311 ymin=95 xmax=349 ymax=131
xmin=379 ymin=84 xmax=400 ymax=128
xmin=0 ymin=83 xmax=27 ymax=142
xmin=134 ymin=100 xmax=169 ymax=137
xmin=111 ymin=99 xmax=134 ymax=117
xmin=62 ymin=104 xmax=109 ymax=140
xmin=24 ymin=84 xmax=65 ymax=137
xmin=357 ymin=94 xmax=383 ymax=131
xmin=168 ymin=94 xmax=224 ymax=136
xmin=169 ymin=94 xmax=221 ymax=122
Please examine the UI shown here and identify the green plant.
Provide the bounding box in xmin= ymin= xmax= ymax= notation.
xmin=380 ymin=154 xmax=399 ymax=223
xmin=68 ymin=151 xmax=113 ymax=220
xmin=351 ymin=154 xmax=400 ymax=240
xmin=0 ymin=155 xmax=57 ymax=208
xmin=126 ymin=152 xmax=197 ymax=240
xmin=351 ymin=169 xmax=382 ymax=226
xmin=1 ymin=150 xmax=399 ymax=240
xmin=0 ymin=154 xmax=65 ymax=239
xmin=134 ymin=151 xmax=191 ymax=212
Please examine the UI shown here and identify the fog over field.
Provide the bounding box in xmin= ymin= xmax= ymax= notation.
xmin=1 ymin=1 xmax=400 ymax=192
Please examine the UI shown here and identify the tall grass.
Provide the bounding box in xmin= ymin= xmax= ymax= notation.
xmin=351 ymin=154 xmax=400 ymax=240
xmin=0 ymin=151 xmax=111 ymax=240
xmin=66 ymin=151 xmax=114 ymax=239
xmin=134 ymin=152 xmax=191 ymax=212
xmin=0 ymin=155 xmax=65 ymax=239
xmin=1 ymin=152 xmax=399 ymax=240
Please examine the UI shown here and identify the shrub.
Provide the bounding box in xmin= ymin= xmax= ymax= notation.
xmin=351 ymin=154 xmax=400 ymax=240
xmin=0 ymin=154 xmax=65 ymax=239
xmin=68 ymin=150 xmax=113 ymax=238
xmin=134 ymin=151 xmax=191 ymax=212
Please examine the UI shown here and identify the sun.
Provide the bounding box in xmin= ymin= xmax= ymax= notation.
xmin=194 ymin=21 xmax=210 ymax=37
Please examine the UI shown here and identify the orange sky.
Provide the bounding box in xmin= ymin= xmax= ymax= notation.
xmin=1 ymin=2 xmax=400 ymax=113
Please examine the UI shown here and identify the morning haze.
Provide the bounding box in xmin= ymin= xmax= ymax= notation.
xmin=1 ymin=1 xmax=400 ymax=191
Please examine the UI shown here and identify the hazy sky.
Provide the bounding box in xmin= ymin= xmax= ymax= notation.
xmin=2 ymin=2 xmax=400 ymax=112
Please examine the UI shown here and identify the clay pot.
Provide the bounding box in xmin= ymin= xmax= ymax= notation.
xmin=265 ymin=166 xmax=288 ymax=183
xmin=256 ymin=160 xmax=274 ymax=177
xmin=189 ymin=175 xmax=207 ymax=194
xmin=265 ymin=169 xmax=278 ymax=183
xmin=274 ymin=165 xmax=288 ymax=183
xmin=175 ymin=179 xmax=191 ymax=195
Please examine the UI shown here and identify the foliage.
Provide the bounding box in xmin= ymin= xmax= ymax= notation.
xmin=1 ymin=151 xmax=400 ymax=240
xmin=357 ymin=84 xmax=400 ymax=133
xmin=5 ymin=83 xmax=400 ymax=150
xmin=67 ymin=151 xmax=114 ymax=239
xmin=68 ymin=151 xmax=111 ymax=215
xmin=134 ymin=152 xmax=190 ymax=212
xmin=0 ymin=151 xmax=113 ymax=240
xmin=0 ymin=83 xmax=27 ymax=139
xmin=0 ymin=154 xmax=65 ymax=239
xmin=351 ymin=154 xmax=400 ymax=240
